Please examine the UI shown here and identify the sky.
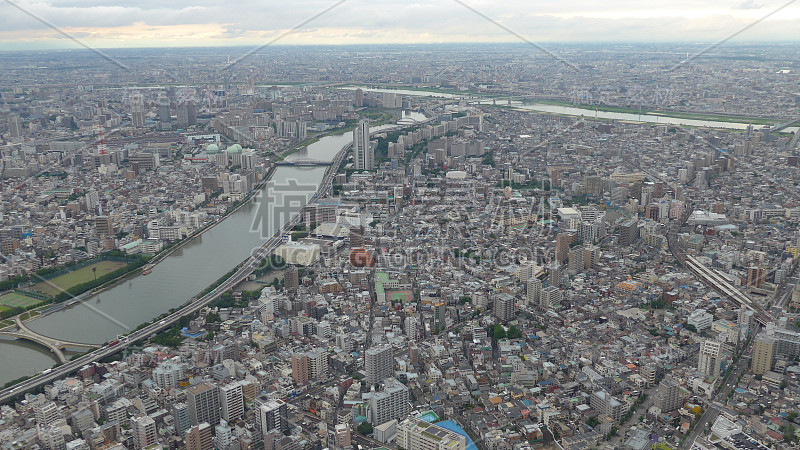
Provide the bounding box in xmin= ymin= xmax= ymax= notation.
xmin=1 ymin=0 xmax=799 ymax=51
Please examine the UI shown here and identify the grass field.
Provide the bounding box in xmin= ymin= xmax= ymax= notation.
xmin=388 ymin=290 xmax=413 ymax=303
xmin=0 ymin=292 xmax=43 ymax=310
xmin=31 ymin=260 xmax=128 ymax=297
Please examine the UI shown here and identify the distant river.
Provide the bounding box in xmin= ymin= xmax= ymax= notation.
xmin=344 ymin=86 xmax=799 ymax=133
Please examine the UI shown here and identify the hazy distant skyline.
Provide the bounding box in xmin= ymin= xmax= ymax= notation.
xmin=1 ymin=0 xmax=799 ymax=51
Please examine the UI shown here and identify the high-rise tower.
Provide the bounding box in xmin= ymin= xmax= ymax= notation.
xmin=353 ymin=119 xmax=373 ymax=170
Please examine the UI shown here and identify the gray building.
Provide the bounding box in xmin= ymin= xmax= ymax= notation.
xmin=654 ymin=379 xmax=682 ymax=412
xmin=367 ymin=378 xmax=410 ymax=426
xmin=186 ymin=382 xmax=220 ymax=426
xmin=365 ymin=344 xmax=393 ymax=386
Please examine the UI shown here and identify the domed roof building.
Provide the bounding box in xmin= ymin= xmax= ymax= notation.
xmin=206 ymin=143 xmax=220 ymax=154
xmin=225 ymin=144 xmax=243 ymax=154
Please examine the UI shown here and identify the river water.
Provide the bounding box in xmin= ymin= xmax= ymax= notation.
xmin=344 ymin=86 xmax=799 ymax=134
xmin=0 ymin=115 xmax=423 ymax=385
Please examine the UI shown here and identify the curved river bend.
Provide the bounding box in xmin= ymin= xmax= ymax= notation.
xmin=0 ymin=113 xmax=423 ymax=385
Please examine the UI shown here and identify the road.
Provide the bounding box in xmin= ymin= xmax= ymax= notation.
xmin=0 ymin=139 xmax=341 ymax=405
xmin=638 ymin=167 xmax=767 ymax=449
xmin=0 ymin=228 xmax=288 ymax=404
xmin=683 ymin=335 xmax=756 ymax=449
xmin=286 ymin=346 xmax=409 ymax=449
xmin=607 ymin=386 xmax=658 ymax=447
xmin=0 ymin=115 xmax=429 ymax=405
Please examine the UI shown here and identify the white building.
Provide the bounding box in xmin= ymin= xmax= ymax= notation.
xmin=396 ymin=417 xmax=466 ymax=450
xmin=273 ymin=241 xmax=320 ymax=266
xmin=687 ymin=309 xmax=714 ymax=331
xmin=219 ymin=382 xmax=244 ymax=422
xmin=152 ymin=362 xmax=184 ymax=389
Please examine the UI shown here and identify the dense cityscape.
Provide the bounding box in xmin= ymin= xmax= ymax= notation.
xmin=1 ymin=41 xmax=800 ymax=450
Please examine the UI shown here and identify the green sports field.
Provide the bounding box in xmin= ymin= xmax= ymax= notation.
xmin=0 ymin=292 xmax=43 ymax=310
xmin=31 ymin=260 xmax=128 ymax=297
xmin=388 ymin=290 xmax=413 ymax=303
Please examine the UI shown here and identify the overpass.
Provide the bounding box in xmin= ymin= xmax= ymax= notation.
xmin=0 ymin=114 xmax=430 ymax=406
xmin=0 ymin=317 xmax=97 ymax=363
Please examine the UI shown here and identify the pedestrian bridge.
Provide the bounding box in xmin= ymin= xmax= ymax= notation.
xmin=0 ymin=317 xmax=98 ymax=363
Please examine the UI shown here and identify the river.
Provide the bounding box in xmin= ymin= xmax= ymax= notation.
xmin=344 ymin=86 xmax=799 ymax=134
xmin=0 ymin=114 xmax=423 ymax=386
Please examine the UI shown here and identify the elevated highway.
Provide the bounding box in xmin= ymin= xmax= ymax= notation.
xmin=0 ymin=115 xmax=428 ymax=406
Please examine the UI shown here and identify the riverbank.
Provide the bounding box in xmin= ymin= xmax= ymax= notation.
xmin=347 ymin=85 xmax=787 ymax=129
xmin=0 ymin=160 xmax=281 ymax=335
xmin=0 ymin=113 xmax=431 ymax=388
xmin=524 ymin=99 xmax=783 ymax=125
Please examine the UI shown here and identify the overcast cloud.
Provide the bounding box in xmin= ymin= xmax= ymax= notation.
xmin=1 ymin=0 xmax=798 ymax=50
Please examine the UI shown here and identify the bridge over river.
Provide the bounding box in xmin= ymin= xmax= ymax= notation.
xmin=0 ymin=317 xmax=97 ymax=363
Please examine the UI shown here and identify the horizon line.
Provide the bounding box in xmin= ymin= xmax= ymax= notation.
xmin=2 ymin=40 xmax=800 ymax=54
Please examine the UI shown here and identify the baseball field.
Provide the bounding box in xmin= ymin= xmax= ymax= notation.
xmin=31 ymin=260 xmax=128 ymax=297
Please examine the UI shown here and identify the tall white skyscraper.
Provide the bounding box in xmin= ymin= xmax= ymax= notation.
xmin=404 ymin=316 xmax=418 ymax=340
xmin=85 ymin=189 xmax=100 ymax=212
xmin=353 ymin=119 xmax=373 ymax=170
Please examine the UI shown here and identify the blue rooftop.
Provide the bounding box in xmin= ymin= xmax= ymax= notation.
xmin=435 ymin=421 xmax=478 ymax=450
xmin=180 ymin=327 xmax=205 ymax=338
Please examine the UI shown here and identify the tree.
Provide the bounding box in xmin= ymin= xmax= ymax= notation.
xmin=507 ymin=326 xmax=523 ymax=339
xmin=783 ymin=424 xmax=796 ymax=443
xmin=486 ymin=324 xmax=506 ymax=341
xmin=206 ymin=312 xmax=222 ymax=323
xmin=357 ymin=422 xmax=373 ymax=435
